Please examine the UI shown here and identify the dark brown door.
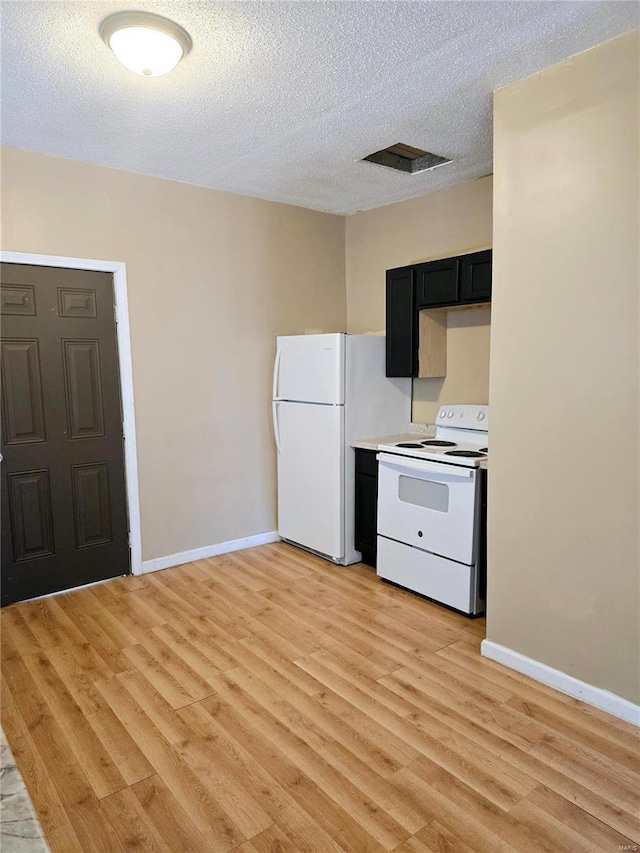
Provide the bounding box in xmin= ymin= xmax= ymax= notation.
xmin=1 ymin=263 xmax=130 ymax=606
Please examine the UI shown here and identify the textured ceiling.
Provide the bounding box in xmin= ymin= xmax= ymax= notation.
xmin=1 ymin=1 xmax=638 ymax=215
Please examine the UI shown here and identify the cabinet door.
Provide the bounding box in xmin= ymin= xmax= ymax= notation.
xmin=460 ymin=250 xmax=492 ymax=304
xmin=415 ymin=258 xmax=459 ymax=308
xmin=354 ymin=453 xmax=378 ymax=568
xmin=386 ymin=267 xmax=417 ymax=377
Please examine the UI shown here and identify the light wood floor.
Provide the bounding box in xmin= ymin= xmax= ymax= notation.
xmin=1 ymin=543 xmax=638 ymax=852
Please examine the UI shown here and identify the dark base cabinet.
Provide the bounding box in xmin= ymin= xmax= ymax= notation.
xmin=478 ymin=468 xmax=488 ymax=602
xmin=354 ymin=449 xmax=379 ymax=567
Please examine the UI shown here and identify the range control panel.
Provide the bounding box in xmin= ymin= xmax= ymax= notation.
xmin=436 ymin=405 xmax=489 ymax=431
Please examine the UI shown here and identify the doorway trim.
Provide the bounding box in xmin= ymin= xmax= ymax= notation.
xmin=1 ymin=250 xmax=143 ymax=575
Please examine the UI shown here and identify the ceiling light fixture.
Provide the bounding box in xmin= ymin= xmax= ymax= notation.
xmin=100 ymin=11 xmax=192 ymax=77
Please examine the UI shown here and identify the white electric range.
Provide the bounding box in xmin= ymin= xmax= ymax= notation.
xmin=376 ymin=405 xmax=488 ymax=615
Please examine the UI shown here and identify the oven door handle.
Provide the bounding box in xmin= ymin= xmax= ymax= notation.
xmin=377 ymin=453 xmax=475 ymax=479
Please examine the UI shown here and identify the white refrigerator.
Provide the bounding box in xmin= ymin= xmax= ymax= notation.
xmin=272 ymin=333 xmax=411 ymax=565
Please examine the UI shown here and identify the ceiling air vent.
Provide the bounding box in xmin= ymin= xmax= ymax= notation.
xmin=362 ymin=143 xmax=450 ymax=175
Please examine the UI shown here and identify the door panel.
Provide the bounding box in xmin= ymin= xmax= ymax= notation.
xmin=1 ymin=339 xmax=46 ymax=444
xmin=276 ymin=401 xmax=344 ymax=560
xmin=275 ymin=334 xmax=344 ymax=404
xmin=71 ymin=462 xmax=113 ymax=548
xmin=7 ymin=469 xmax=55 ymax=561
xmin=58 ymin=288 xmax=97 ymax=318
xmin=62 ymin=339 xmax=105 ymax=438
xmin=1 ymin=263 xmax=130 ymax=606
xmin=1 ymin=284 xmax=36 ymax=315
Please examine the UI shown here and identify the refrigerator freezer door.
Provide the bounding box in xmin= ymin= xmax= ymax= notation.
xmin=276 ymin=400 xmax=344 ymax=560
xmin=274 ymin=334 xmax=344 ymax=404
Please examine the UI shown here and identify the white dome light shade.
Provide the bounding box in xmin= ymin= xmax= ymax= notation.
xmin=100 ymin=12 xmax=192 ymax=78
xmin=108 ymin=26 xmax=183 ymax=77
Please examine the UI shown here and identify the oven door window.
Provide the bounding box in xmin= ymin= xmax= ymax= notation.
xmin=398 ymin=475 xmax=449 ymax=513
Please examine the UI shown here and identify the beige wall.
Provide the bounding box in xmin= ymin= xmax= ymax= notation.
xmin=489 ymin=31 xmax=640 ymax=703
xmin=345 ymin=177 xmax=493 ymax=423
xmin=1 ymin=147 xmax=346 ymax=562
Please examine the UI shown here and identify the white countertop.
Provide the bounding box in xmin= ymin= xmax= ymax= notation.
xmin=351 ymin=423 xmax=436 ymax=452
xmin=352 ymin=425 xmax=489 ymax=469
xmin=351 ymin=433 xmax=421 ymax=451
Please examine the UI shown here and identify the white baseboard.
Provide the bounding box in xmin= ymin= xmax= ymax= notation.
xmin=481 ymin=640 xmax=640 ymax=727
xmin=140 ymin=531 xmax=280 ymax=575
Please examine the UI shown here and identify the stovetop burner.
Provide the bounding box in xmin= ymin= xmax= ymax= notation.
xmin=378 ymin=405 xmax=488 ymax=468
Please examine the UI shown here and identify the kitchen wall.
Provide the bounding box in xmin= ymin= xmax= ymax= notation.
xmin=345 ymin=176 xmax=493 ymax=423
xmin=1 ymin=147 xmax=346 ymax=563
xmin=489 ymin=31 xmax=639 ymax=704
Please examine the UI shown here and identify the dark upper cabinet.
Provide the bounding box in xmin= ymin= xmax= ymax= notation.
xmin=412 ymin=249 xmax=491 ymax=310
xmin=460 ymin=250 xmax=492 ymax=304
xmin=385 ymin=249 xmax=491 ymax=376
xmin=415 ymin=257 xmax=459 ymax=308
xmin=386 ymin=266 xmax=418 ymax=377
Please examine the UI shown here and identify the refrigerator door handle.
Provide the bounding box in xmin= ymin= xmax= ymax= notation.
xmin=272 ymin=346 xmax=282 ymax=400
xmin=272 ymin=402 xmax=282 ymax=454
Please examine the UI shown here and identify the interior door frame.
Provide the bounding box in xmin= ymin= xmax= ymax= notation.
xmin=1 ymin=250 xmax=143 ymax=575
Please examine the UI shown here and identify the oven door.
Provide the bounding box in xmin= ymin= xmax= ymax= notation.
xmin=377 ymin=453 xmax=479 ymax=565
